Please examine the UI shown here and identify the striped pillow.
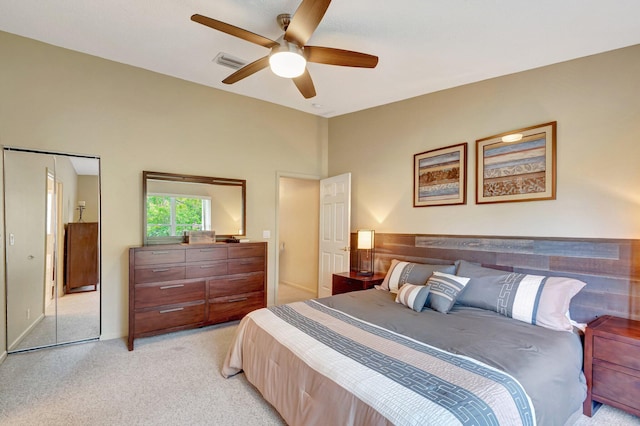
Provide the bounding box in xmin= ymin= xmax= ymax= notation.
xmin=427 ymin=271 xmax=470 ymax=314
xmin=455 ymin=260 xmax=586 ymax=331
xmin=381 ymin=259 xmax=456 ymax=293
xmin=395 ymin=283 xmax=431 ymax=312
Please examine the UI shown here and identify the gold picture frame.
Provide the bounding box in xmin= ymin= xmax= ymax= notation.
xmin=413 ymin=142 xmax=467 ymax=207
xmin=476 ymin=121 xmax=556 ymax=204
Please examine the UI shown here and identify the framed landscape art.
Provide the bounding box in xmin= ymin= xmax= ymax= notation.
xmin=413 ymin=142 xmax=467 ymax=207
xmin=476 ymin=121 xmax=556 ymax=204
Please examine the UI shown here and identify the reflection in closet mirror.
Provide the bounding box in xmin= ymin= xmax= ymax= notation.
xmin=3 ymin=148 xmax=101 ymax=352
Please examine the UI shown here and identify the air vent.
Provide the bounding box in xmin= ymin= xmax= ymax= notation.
xmin=213 ymin=52 xmax=247 ymax=70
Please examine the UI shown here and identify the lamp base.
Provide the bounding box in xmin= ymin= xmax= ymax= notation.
xmin=357 ymin=270 xmax=373 ymax=277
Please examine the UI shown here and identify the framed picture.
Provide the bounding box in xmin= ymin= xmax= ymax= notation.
xmin=476 ymin=121 xmax=556 ymax=204
xmin=413 ymin=142 xmax=467 ymax=207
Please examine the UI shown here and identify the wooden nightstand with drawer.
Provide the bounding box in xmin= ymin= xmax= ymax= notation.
xmin=332 ymin=272 xmax=386 ymax=295
xmin=583 ymin=315 xmax=640 ymax=418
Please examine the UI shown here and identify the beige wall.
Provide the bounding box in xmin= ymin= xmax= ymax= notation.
xmin=278 ymin=177 xmax=319 ymax=293
xmin=0 ymin=31 xmax=329 ymax=341
xmin=329 ymin=44 xmax=640 ymax=240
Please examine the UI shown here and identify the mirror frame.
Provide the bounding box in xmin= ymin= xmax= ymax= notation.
xmin=143 ymin=171 xmax=246 ymax=245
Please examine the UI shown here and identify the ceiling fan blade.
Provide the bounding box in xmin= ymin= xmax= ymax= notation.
xmin=191 ymin=14 xmax=278 ymax=49
xmin=284 ymin=0 xmax=331 ymax=47
xmin=305 ymin=46 xmax=378 ymax=68
xmin=222 ymin=56 xmax=270 ymax=84
xmin=293 ymin=69 xmax=317 ymax=99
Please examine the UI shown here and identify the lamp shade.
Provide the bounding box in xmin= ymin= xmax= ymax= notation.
xmin=357 ymin=230 xmax=375 ymax=250
xmin=269 ymin=41 xmax=306 ymax=78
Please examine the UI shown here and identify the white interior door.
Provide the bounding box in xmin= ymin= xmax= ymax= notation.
xmin=317 ymin=173 xmax=351 ymax=298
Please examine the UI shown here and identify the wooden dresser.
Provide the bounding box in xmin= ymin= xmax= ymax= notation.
xmin=64 ymin=222 xmax=99 ymax=293
xmin=128 ymin=242 xmax=266 ymax=350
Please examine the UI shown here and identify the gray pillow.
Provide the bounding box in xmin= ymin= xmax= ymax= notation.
xmin=455 ymin=260 xmax=511 ymax=309
xmin=426 ymin=271 xmax=470 ymax=314
xmin=455 ymin=260 xmax=586 ymax=331
xmin=395 ymin=283 xmax=431 ymax=312
xmin=381 ymin=259 xmax=456 ymax=293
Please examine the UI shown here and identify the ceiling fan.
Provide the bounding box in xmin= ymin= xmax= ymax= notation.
xmin=191 ymin=0 xmax=378 ymax=99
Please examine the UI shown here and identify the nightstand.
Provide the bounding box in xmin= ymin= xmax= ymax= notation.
xmin=332 ymin=271 xmax=386 ymax=295
xmin=583 ymin=315 xmax=640 ymax=418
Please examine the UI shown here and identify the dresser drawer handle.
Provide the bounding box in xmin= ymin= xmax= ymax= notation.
xmin=151 ymin=251 xmax=170 ymax=255
xmin=152 ymin=268 xmax=170 ymax=273
xmin=228 ymin=297 xmax=248 ymax=303
xmin=199 ymin=249 xmax=217 ymax=252
xmin=228 ymin=278 xmax=247 ymax=282
xmin=159 ymin=284 xmax=184 ymax=290
xmin=199 ymin=265 xmax=219 ymax=269
xmin=159 ymin=307 xmax=184 ymax=314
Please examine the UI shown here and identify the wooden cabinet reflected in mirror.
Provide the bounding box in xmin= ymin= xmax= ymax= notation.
xmin=4 ymin=148 xmax=101 ymax=352
xmin=143 ymin=171 xmax=246 ymax=245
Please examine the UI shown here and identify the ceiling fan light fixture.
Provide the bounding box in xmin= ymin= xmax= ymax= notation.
xmin=269 ymin=41 xmax=306 ymax=78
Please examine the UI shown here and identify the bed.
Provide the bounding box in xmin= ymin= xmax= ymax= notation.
xmin=222 ymin=264 xmax=587 ymax=426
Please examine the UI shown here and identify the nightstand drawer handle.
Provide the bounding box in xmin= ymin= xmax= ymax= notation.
xmin=159 ymin=284 xmax=184 ymax=290
xmin=228 ymin=297 xmax=248 ymax=303
xmin=159 ymin=307 xmax=184 ymax=314
xmin=152 ymin=268 xmax=170 ymax=273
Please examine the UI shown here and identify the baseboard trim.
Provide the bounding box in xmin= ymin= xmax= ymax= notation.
xmin=278 ymin=280 xmax=316 ymax=294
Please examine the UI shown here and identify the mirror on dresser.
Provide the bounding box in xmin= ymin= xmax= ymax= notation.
xmin=143 ymin=171 xmax=246 ymax=245
xmin=4 ymin=147 xmax=101 ymax=352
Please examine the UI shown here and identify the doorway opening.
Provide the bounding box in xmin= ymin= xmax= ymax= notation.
xmin=275 ymin=174 xmax=320 ymax=305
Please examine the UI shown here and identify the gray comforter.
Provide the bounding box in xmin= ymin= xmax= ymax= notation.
xmin=317 ymin=289 xmax=586 ymax=426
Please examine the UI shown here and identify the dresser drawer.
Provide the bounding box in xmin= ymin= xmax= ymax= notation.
xmin=134 ymin=301 xmax=205 ymax=334
xmin=594 ymin=336 xmax=640 ymax=370
xmin=186 ymin=246 xmax=227 ymax=262
xmin=229 ymin=244 xmax=264 ymax=259
xmin=208 ymin=291 xmax=264 ymax=323
xmin=134 ymin=265 xmax=185 ymax=284
xmin=592 ymin=363 xmax=640 ymax=411
xmin=186 ymin=261 xmax=228 ymax=279
xmin=228 ymin=257 xmax=264 ymax=274
xmin=134 ymin=280 xmax=205 ymax=309
xmin=134 ymin=249 xmax=185 ymax=265
xmin=208 ymin=272 xmax=264 ymax=298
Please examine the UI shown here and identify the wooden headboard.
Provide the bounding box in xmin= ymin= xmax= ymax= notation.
xmin=351 ymin=233 xmax=639 ymax=323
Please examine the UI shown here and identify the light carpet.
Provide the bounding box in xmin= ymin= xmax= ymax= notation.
xmin=0 ymin=323 xmax=638 ymax=426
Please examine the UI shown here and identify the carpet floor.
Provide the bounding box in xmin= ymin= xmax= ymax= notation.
xmin=1 ymin=323 xmax=638 ymax=425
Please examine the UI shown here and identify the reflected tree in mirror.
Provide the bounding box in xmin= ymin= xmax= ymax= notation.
xmin=146 ymin=195 xmax=211 ymax=237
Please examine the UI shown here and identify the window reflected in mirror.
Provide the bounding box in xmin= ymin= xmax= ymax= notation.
xmin=143 ymin=171 xmax=246 ymax=245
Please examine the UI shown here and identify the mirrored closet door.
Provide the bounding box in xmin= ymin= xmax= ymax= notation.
xmin=4 ymin=148 xmax=101 ymax=352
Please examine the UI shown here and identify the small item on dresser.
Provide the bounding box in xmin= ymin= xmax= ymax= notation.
xmin=225 ymin=237 xmax=240 ymax=243
xmin=187 ymin=230 xmax=216 ymax=244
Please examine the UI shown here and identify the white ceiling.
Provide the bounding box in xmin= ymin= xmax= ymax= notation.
xmin=69 ymin=156 xmax=99 ymax=176
xmin=2 ymin=0 xmax=639 ymax=118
